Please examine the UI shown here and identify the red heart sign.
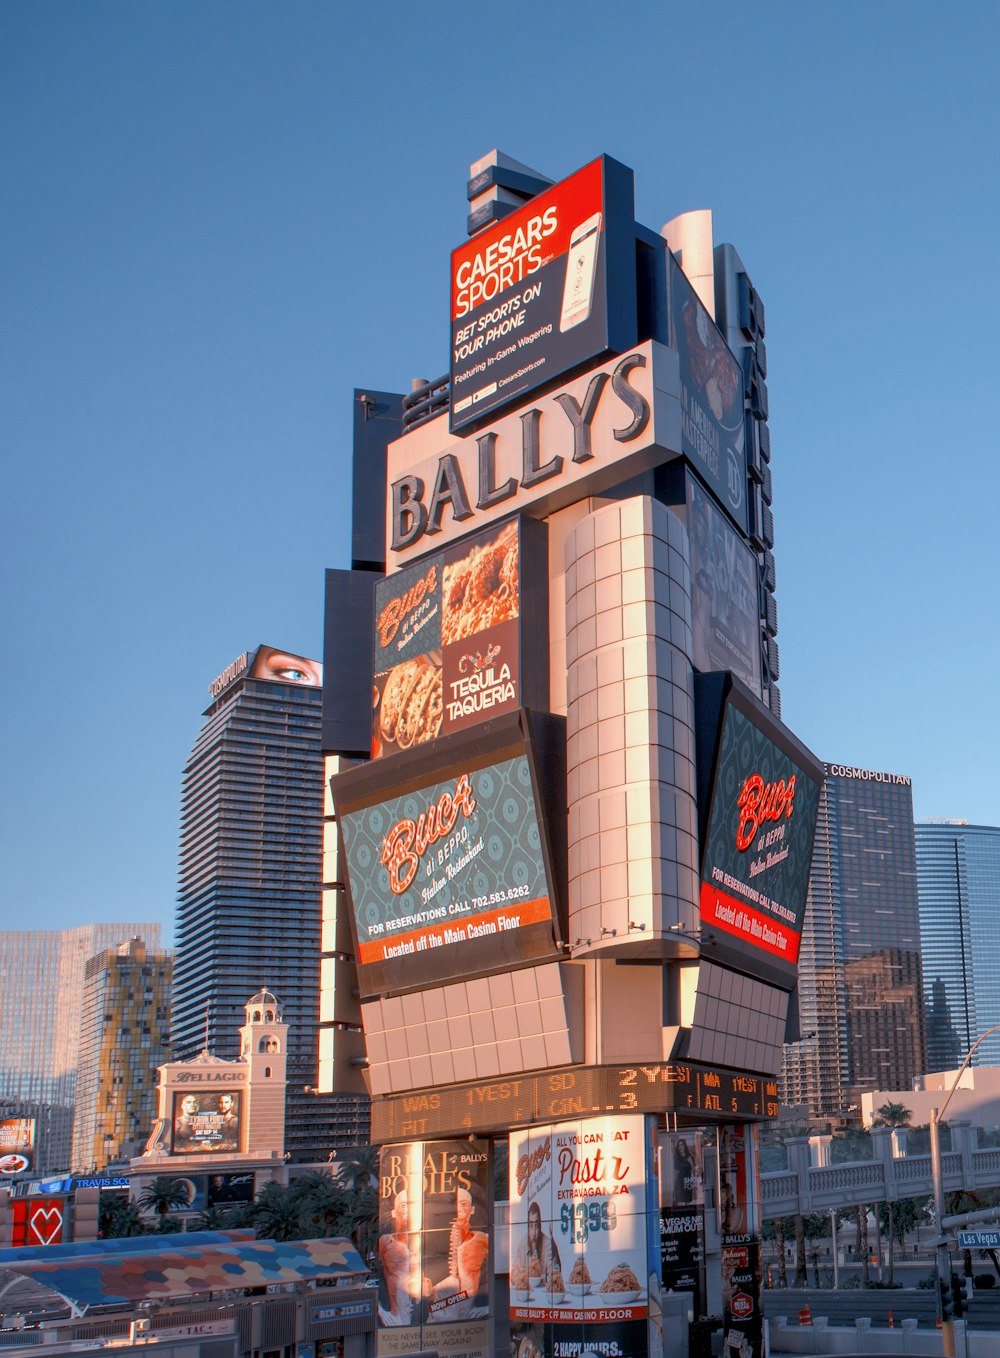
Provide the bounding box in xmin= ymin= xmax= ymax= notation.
xmin=28 ymin=1204 xmax=63 ymax=1247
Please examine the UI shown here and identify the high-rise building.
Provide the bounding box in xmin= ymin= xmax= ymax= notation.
xmin=782 ymin=765 xmax=926 ymax=1119
xmin=916 ymin=820 xmax=1000 ymax=1072
xmin=71 ymin=938 xmax=172 ymax=1172
xmin=0 ymin=923 xmax=162 ymax=1173
xmin=172 ymin=644 xmax=369 ymax=1159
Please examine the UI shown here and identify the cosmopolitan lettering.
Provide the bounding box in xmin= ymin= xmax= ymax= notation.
xmin=381 ymin=774 xmax=477 ymax=894
xmin=736 ymin=773 xmax=796 ymax=852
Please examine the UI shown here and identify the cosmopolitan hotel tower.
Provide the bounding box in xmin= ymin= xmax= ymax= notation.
xmin=320 ymin=152 xmax=824 ymax=1358
xmin=172 ymin=645 xmax=369 ymax=1158
xmin=916 ymin=820 xmax=1000 ymax=1073
xmin=781 ymin=764 xmax=926 ymax=1120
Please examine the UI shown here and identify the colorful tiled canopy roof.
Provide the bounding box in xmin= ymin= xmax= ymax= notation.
xmin=1 ymin=1237 xmax=367 ymax=1313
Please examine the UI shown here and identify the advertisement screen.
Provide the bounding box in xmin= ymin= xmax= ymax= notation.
xmin=335 ymin=712 xmax=564 ymax=997
xmin=698 ymin=677 xmax=823 ymax=989
xmin=11 ymin=1197 xmax=65 ymax=1249
xmin=376 ymin=1140 xmax=491 ymax=1358
xmin=171 ymin=1090 xmax=242 ymax=1155
xmin=687 ymin=476 xmax=762 ymax=695
xmin=508 ymin=1116 xmax=658 ymax=1358
xmin=373 ymin=518 xmax=547 ymax=759
xmin=0 ymin=1117 xmax=35 ymax=1176
xmin=450 ymin=156 xmax=636 ymax=433
xmin=207 ymin=1171 xmax=255 ymax=1206
xmin=668 ymin=253 xmax=748 ymax=533
xmin=249 ymin=645 xmax=322 ymax=688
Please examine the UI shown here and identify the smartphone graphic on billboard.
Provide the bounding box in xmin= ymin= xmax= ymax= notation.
xmin=559 ymin=212 xmax=602 ymax=332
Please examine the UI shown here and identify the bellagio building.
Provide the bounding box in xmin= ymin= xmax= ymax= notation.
xmin=172 ymin=644 xmax=369 ymax=1159
xmin=782 ymin=764 xmax=926 ymax=1120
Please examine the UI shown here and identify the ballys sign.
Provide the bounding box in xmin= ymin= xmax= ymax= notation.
xmin=385 ymin=339 xmax=682 ymax=568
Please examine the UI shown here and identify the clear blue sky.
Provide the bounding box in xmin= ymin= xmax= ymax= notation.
xmin=4 ymin=2 xmax=999 ymax=938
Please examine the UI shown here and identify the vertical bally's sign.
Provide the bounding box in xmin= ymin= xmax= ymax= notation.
xmin=450 ymin=156 xmax=637 ymax=433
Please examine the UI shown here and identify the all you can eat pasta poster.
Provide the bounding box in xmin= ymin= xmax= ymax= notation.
xmin=508 ymin=1116 xmax=661 ymax=1358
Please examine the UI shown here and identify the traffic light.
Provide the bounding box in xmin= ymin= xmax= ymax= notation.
xmin=939 ymin=1276 xmax=954 ymax=1322
xmin=951 ymin=1274 xmax=965 ymax=1319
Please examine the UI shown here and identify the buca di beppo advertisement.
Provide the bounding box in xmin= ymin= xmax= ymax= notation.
xmin=699 ymin=685 xmax=822 ymax=989
xmin=339 ymin=742 xmax=560 ymax=995
xmin=373 ymin=519 xmax=525 ymax=758
xmin=508 ymin=1116 xmax=660 ymax=1358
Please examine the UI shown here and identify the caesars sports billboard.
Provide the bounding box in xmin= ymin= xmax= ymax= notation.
xmin=450 ymin=155 xmax=637 ymax=432
xmin=372 ymin=517 xmax=548 ymax=759
xmin=696 ymin=674 xmax=823 ymax=990
xmin=171 ymin=1090 xmax=242 ymax=1155
xmin=333 ymin=711 xmax=565 ymax=998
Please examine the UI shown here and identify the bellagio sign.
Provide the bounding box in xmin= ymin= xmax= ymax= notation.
xmin=386 ymin=339 xmax=682 ymax=569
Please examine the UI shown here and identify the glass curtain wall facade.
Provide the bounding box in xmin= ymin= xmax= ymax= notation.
xmin=71 ymin=939 xmax=172 ymax=1172
xmin=0 ymin=923 xmax=162 ymax=1173
xmin=782 ymin=768 xmax=925 ymax=1119
xmin=916 ymin=822 xmax=1000 ymax=1071
xmin=173 ymin=663 xmax=369 ymax=1157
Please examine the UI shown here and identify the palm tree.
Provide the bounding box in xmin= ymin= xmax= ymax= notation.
xmin=292 ymin=1170 xmax=351 ymax=1238
xmin=870 ymin=1102 xmax=912 ymax=1281
xmin=872 ymin=1102 xmax=912 ymax=1128
xmin=100 ymin=1195 xmax=149 ymax=1239
xmin=335 ymin=1145 xmax=379 ymax=1194
xmin=774 ymin=1216 xmax=788 ymax=1287
xmin=138 ymin=1176 xmax=192 ymax=1227
xmin=252 ymin=1181 xmax=305 ymax=1242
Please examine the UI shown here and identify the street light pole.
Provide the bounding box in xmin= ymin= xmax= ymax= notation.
xmin=930 ymin=1022 xmax=1000 ymax=1358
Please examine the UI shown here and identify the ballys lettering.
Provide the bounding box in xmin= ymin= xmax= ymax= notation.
xmin=736 ymin=773 xmax=796 ymax=852
xmin=381 ymin=774 xmax=477 ymax=894
xmin=391 ymin=353 xmax=650 ymax=553
xmin=376 ymin=565 xmax=437 ymax=649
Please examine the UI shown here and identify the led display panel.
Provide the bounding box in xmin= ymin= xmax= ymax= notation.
xmin=686 ymin=475 xmax=762 ymax=695
xmin=333 ymin=710 xmax=565 ymax=997
xmin=668 ymin=253 xmax=748 ymax=534
xmin=207 ymin=1171 xmax=255 ymax=1206
xmin=508 ymin=1116 xmax=658 ymax=1358
xmin=450 ymin=156 xmax=637 ymax=433
xmin=372 ymin=517 xmax=548 ymax=759
xmin=0 ymin=1117 xmax=35 ymax=1176
xmin=376 ymin=1139 xmax=491 ymax=1358
xmin=696 ymin=674 xmax=823 ymax=990
xmin=171 ymin=1091 xmax=242 ymax=1155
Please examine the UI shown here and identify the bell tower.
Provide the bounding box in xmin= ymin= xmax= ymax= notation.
xmin=239 ymin=988 xmax=288 ymax=1157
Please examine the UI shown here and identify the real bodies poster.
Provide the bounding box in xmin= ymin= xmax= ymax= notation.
xmin=508 ymin=1116 xmax=659 ymax=1358
xmin=376 ymin=1140 xmax=491 ymax=1358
